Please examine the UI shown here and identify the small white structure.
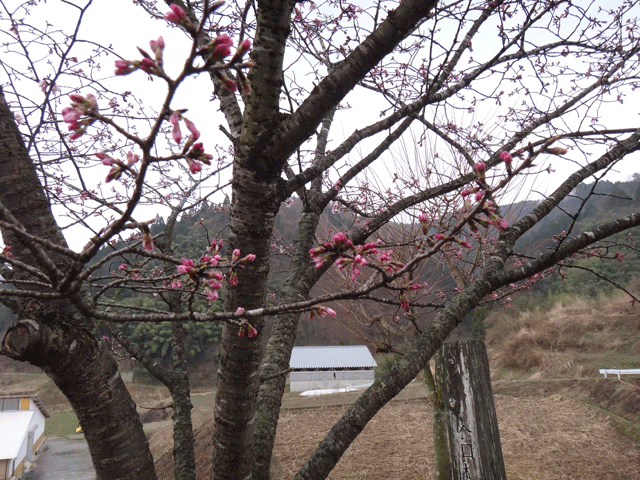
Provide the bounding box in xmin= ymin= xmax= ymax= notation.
xmin=599 ymin=368 xmax=640 ymax=380
xmin=289 ymin=345 xmax=378 ymax=393
xmin=0 ymin=393 xmax=49 ymax=480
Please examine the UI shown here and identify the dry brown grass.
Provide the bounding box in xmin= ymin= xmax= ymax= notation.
xmin=151 ymin=393 xmax=640 ymax=480
xmin=486 ymin=293 xmax=640 ymax=378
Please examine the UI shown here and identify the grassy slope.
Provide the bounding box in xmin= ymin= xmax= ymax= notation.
xmin=485 ymin=292 xmax=640 ymax=444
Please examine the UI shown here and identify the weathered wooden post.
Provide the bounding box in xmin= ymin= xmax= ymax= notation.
xmin=439 ymin=339 xmax=507 ymax=480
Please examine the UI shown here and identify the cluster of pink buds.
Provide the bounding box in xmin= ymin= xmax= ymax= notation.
xmin=141 ymin=226 xmax=154 ymax=251
xmin=1 ymin=245 xmax=11 ymax=258
xmin=236 ymin=308 xmax=258 ymax=338
xmin=115 ymin=37 xmax=165 ymax=76
xmin=96 ymin=151 xmax=139 ymax=183
xmin=170 ymin=110 xmax=199 ymax=146
xmin=185 ymin=143 xmax=213 ymax=173
xmin=500 ymin=150 xmax=513 ymax=174
xmin=174 ymin=239 xmax=255 ymax=296
xmin=309 ymin=305 xmax=337 ymax=319
xmin=309 ymin=232 xmax=379 ymax=280
xmin=62 ymin=93 xmax=98 ymax=139
xmin=237 ymin=322 xmax=258 ymax=338
xmin=228 ymin=248 xmax=256 ymax=286
xmin=474 ymin=161 xmax=486 ymax=181
xmin=164 ymin=3 xmax=198 ymax=35
xmin=208 ymin=35 xmax=253 ymax=93
xmin=168 ymin=110 xmax=213 ymax=173
xmin=200 ymin=34 xmax=234 ymax=65
xmin=175 ymin=250 xmax=224 ymax=303
xmin=418 ymin=213 xmax=430 ymax=235
xmin=468 ymin=200 xmax=509 ymax=231
xmin=197 ymin=32 xmax=253 ymax=93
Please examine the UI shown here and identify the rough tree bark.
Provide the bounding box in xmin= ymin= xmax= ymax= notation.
xmin=0 ymin=88 xmax=157 ymax=480
xmin=424 ymin=354 xmax=452 ymax=480
xmin=216 ymin=0 xmax=440 ymax=477
xmin=211 ymin=1 xmax=297 ymax=478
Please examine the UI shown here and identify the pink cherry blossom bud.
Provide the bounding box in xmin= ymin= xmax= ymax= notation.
xmin=237 ymin=70 xmax=252 ymax=94
xmin=500 ymin=151 xmax=512 ymax=163
xmin=230 ymin=271 xmax=238 ymax=286
xmin=224 ymin=77 xmax=237 ymax=92
xmin=61 ymin=107 xmax=80 ymax=123
xmin=69 ymin=93 xmax=86 ymax=104
xmin=105 ymin=166 xmax=122 ymax=183
xmin=237 ymin=327 xmax=245 ymax=337
xmin=115 ymin=59 xmax=135 ymax=75
xmin=69 ymin=127 xmax=87 ymax=140
xmin=142 ymin=233 xmax=154 ymax=251
xmin=118 ymin=263 xmax=127 ymax=271
xmin=248 ymin=326 xmax=258 ymax=338
xmin=187 ymin=158 xmax=202 ymax=174
xmin=475 ymin=190 xmax=484 ymax=202
xmin=213 ymin=43 xmax=232 ymax=59
xmin=434 ymin=233 xmax=444 ymax=240
xmin=86 ymin=94 xmax=98 ymax=110
xmin=244 ymin=254 xmax=256 ymax=262
xmin=236 ymin=307 xmax=245 ymax=314
xmin=150 ymin=37 xmax=165 ymax=62
xmin=126 ymin=151 xmax=139 ymax=165
xmin=475 ymin=161 xmax=486 ymax=172
xmin=205 ymin=289 xmax=219 ymax=302
xmin=138 ymin=58 xmax=158 ymax=74
xmin=183 ymin=117 xmax=200 ymax=139
xmin=546 ymin=146 xmax=568 ymax=155
xmin=96 ymin=152 xmax=116 ymax=166
xmin=400 ymin=296 xmax=409 ymax=310
xmin=177 ymin=258 xmax=195 ymax=275
xmin=164 ymin=3 xmax=186 ymax=23
xmin=172 ymin=122 xmax=182 ymax=144
xmin=232 ymin=249 xmax=241 ymax=261
xmin=460 ymin=188 xmax=471 ymax=197
xmin=492 ymin=218 xmax=509 ymax=230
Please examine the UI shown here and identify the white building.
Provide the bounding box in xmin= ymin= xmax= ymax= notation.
xmin=0 ymin=393 xmax=49 ymax=480
xmin=289 ymin=345 xmax=378 ymax=393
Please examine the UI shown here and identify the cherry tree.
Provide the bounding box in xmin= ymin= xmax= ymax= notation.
xmin=1 ymin=1 xmax=640 ymax=480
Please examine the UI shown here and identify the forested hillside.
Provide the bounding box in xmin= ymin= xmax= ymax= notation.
xmin=83 ymin=177 xmax=640 ymax=375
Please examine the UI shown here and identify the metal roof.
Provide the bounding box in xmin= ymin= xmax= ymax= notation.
xmin=0 ymin=410 xmax=34 ymax=460
xmin=290 ymin=345 xmax=377 ymax=370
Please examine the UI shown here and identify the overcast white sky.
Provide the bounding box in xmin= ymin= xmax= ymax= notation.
xmin=2 ymin=0 xmax=639 ymax=251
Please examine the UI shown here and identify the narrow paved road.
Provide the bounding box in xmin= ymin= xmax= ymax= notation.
xmin=30 ymin=436 xmax=95 ymax=480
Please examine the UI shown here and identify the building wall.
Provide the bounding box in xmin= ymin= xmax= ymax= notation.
xmin=13 ymin=431 xmax=28 ymax=479
xmin=0 ymin=459 xmax=10 ymax=480
xmin=0 ymin=397 xmax=47 ymax=478
xmin=290 ymin=370 xmax=374 ymax=392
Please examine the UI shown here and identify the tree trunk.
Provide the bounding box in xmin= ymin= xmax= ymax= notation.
xmin=423 ymin=354 xmax=452 ymax=480
xmin=0 ymin=88 xmax=157 ymax=480
xmin=210 ymin=0 xmax=295 ymax=478
xmin=252 ymin=211 xmax=320 ymax=480
xmin=439 ymin=340 xmax=506 ymax=480
xmin=170 ymin=322 xmax=197 ymax=480
xmin=211 ymin=166 xmax=281 ymax=479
